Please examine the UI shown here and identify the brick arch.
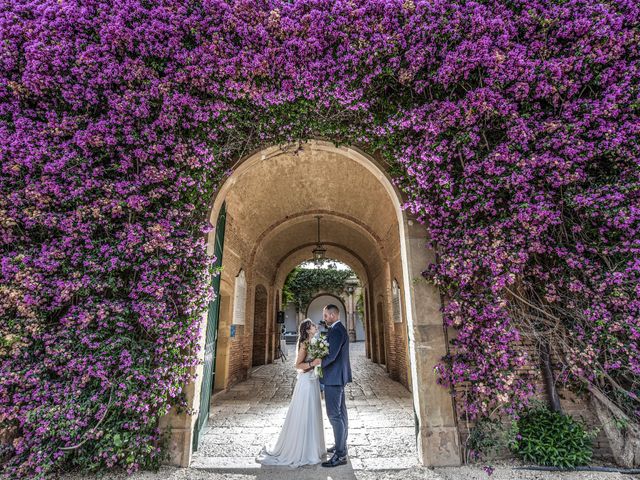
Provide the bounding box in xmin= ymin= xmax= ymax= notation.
xmin=273 ymin=245 xmax=369 ymax=292
xmin=249 ymin=209 xmax=389 ymax=268
xmin=304 ymin=292 xmax=347 ymax=320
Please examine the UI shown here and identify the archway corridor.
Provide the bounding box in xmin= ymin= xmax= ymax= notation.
xmin=191 ymin=342 xmax=417 ymax=473
xmin=195 ymin=139 xmax=418 ymax=470
xmin=161 ymin=141 xmax=461 ymax=470
xmin=206 ymin=140 xmax=414 ymax=399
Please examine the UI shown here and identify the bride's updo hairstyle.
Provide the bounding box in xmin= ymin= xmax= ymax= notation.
xmin=297 ymin=318 xmax=314 ymax=349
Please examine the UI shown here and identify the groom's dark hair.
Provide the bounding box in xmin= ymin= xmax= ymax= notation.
xmin=325 ymin=304 xmax=339 ymax=316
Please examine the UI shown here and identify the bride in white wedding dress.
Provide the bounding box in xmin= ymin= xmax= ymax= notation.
xmin=255 ymin=319 xmax=326 ymax=467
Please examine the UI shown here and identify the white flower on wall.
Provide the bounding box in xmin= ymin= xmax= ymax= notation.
xmin=392 ymin=279 xmax=402 ymax=323
xmin=233 ymin=269 xmax=246 ymax=325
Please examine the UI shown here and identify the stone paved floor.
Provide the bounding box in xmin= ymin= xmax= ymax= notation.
xmin=191 ymin=342 xmax=418 ymax=472
xmin=51 ymin=342 xmax=637 ymax=479
xmin=56 ymin=465 xmax=639 ymax=480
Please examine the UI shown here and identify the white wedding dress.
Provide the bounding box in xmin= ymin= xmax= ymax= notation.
xmin=255 ymin=353 xmax=326 ymax=467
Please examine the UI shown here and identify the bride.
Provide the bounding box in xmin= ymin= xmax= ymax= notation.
xmin=255 ymin=319 xmax=326 ymax=467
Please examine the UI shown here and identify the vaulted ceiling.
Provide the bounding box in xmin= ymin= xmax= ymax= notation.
xmin=211 ymin=141 xmax=402 ymax=287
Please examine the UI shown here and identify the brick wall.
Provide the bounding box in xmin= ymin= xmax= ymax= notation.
xmin=252 ymin=284 xmax=268 ymax=366
xmin=393 ymin=321 xmax=409 ymax=389
xmin=391 ymin=254 xmax=410 ymax=390
xmin=226 ymin=324 xmax=248 ymax=386
xmin=452 ymin=338 xmax=614 ymax=462
xmin=216 ymin=212 xmax=253 ymax=390
xmin=215 ymin=211 xmax=279 ymax=391
xmin=366 ymin=254 xmax=412 ymax=392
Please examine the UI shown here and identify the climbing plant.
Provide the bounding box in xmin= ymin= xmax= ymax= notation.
xmin=1 ymin=0 xmax=638 ymax=477
xmin=283 ymin=266 xmax=355 ymax=312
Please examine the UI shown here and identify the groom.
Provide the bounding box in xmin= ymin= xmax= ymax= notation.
xmin=311 ymin=304 xmax=352 ymax=467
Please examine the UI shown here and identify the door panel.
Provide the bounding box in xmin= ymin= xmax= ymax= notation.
xmin=193 ymin=203 xmax=226 ymax=451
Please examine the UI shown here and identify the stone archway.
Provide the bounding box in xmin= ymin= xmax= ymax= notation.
xmin=304 ymin=287 xmax=366 ymax=342
xmin=164 ymin=140 xmax=462 ymax=468
xmin=304 ymin=292 xmax=347 ymax=320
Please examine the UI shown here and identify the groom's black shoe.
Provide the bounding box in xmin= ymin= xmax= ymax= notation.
xmin=321 ymin=454 xmax=347 ymax=468
xmin=327 ymin=446 xmax=336 ymax=454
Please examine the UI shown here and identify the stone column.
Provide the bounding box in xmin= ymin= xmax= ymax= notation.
xmin=346 ymin=289 xmax=357 ymax=342
xmin=364 ymin=287 xmax=371 ymax=358
xmin=266 ymin=285 xmax=273 ymax=363
xmin=369 ymin=286 xmax=379 ymax=364
xmin=403 ymin=218 xmax=461 ymax=467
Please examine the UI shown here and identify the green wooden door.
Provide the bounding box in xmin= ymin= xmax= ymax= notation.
xmin=193 ymin=203 xmax=226 ymax=451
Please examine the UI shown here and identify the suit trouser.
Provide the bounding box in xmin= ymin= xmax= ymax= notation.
xmin=324 ymin=384 xmax=348 ymax=457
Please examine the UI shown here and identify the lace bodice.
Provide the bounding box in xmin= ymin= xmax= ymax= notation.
xmin=296 ymin=344 xmax=313 ymax=364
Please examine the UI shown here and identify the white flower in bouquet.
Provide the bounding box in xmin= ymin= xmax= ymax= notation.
xmin=307 ymin=333 xmax=330 ymax=378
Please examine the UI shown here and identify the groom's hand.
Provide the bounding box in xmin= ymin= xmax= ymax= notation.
xmin=311 ymin=359 xmax=321 ymax=367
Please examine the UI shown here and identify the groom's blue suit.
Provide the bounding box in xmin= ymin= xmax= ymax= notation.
xmin=320 ymin=321 xmax=352 ymax=458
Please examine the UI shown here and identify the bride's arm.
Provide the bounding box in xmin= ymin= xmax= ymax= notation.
xmin=294 ymin=344 xmax=313 ymax=372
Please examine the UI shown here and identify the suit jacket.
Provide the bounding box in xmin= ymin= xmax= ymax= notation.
xmin=320 ymin=321 xmax=352 ymax=386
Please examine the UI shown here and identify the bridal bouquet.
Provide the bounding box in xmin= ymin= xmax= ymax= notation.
xmin=307 ymin=334 xmax=330 ymax=378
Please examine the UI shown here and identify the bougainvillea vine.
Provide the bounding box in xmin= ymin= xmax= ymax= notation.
xmin=1 ymin=0 xmax=638 ymax=477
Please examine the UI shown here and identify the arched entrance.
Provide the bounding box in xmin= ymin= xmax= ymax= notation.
xmin=162 ymin=140 xmax=462 ymax=468
xmin=306 ymin=292 xmax=346 ymax=322
xmin=304 ymin=289 xmax=366 ymax=342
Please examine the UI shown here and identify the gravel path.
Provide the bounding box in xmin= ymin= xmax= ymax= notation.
xmin=52 ymin=464 xmax=638 ymax=480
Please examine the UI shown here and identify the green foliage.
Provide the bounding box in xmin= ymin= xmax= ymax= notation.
xmin=511 ymin=405 xmax=596 ymax=468
xmin=283 ymin=266 xmax=355 ymax=311
xmin=466 ymin=417 xmax=517 ymax=463
xmin=356 ymin=293 xmax=364 ymax=318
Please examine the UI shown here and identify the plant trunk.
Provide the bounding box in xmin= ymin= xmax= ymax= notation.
xmin=540 ymin=340 xmax=562 ymax=412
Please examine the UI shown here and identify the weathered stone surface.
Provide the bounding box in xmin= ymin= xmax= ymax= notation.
xmin=55 ymin=462 xmax=631 ymax=480
xmin=191 ymin=343 xmax=417 ymax=470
